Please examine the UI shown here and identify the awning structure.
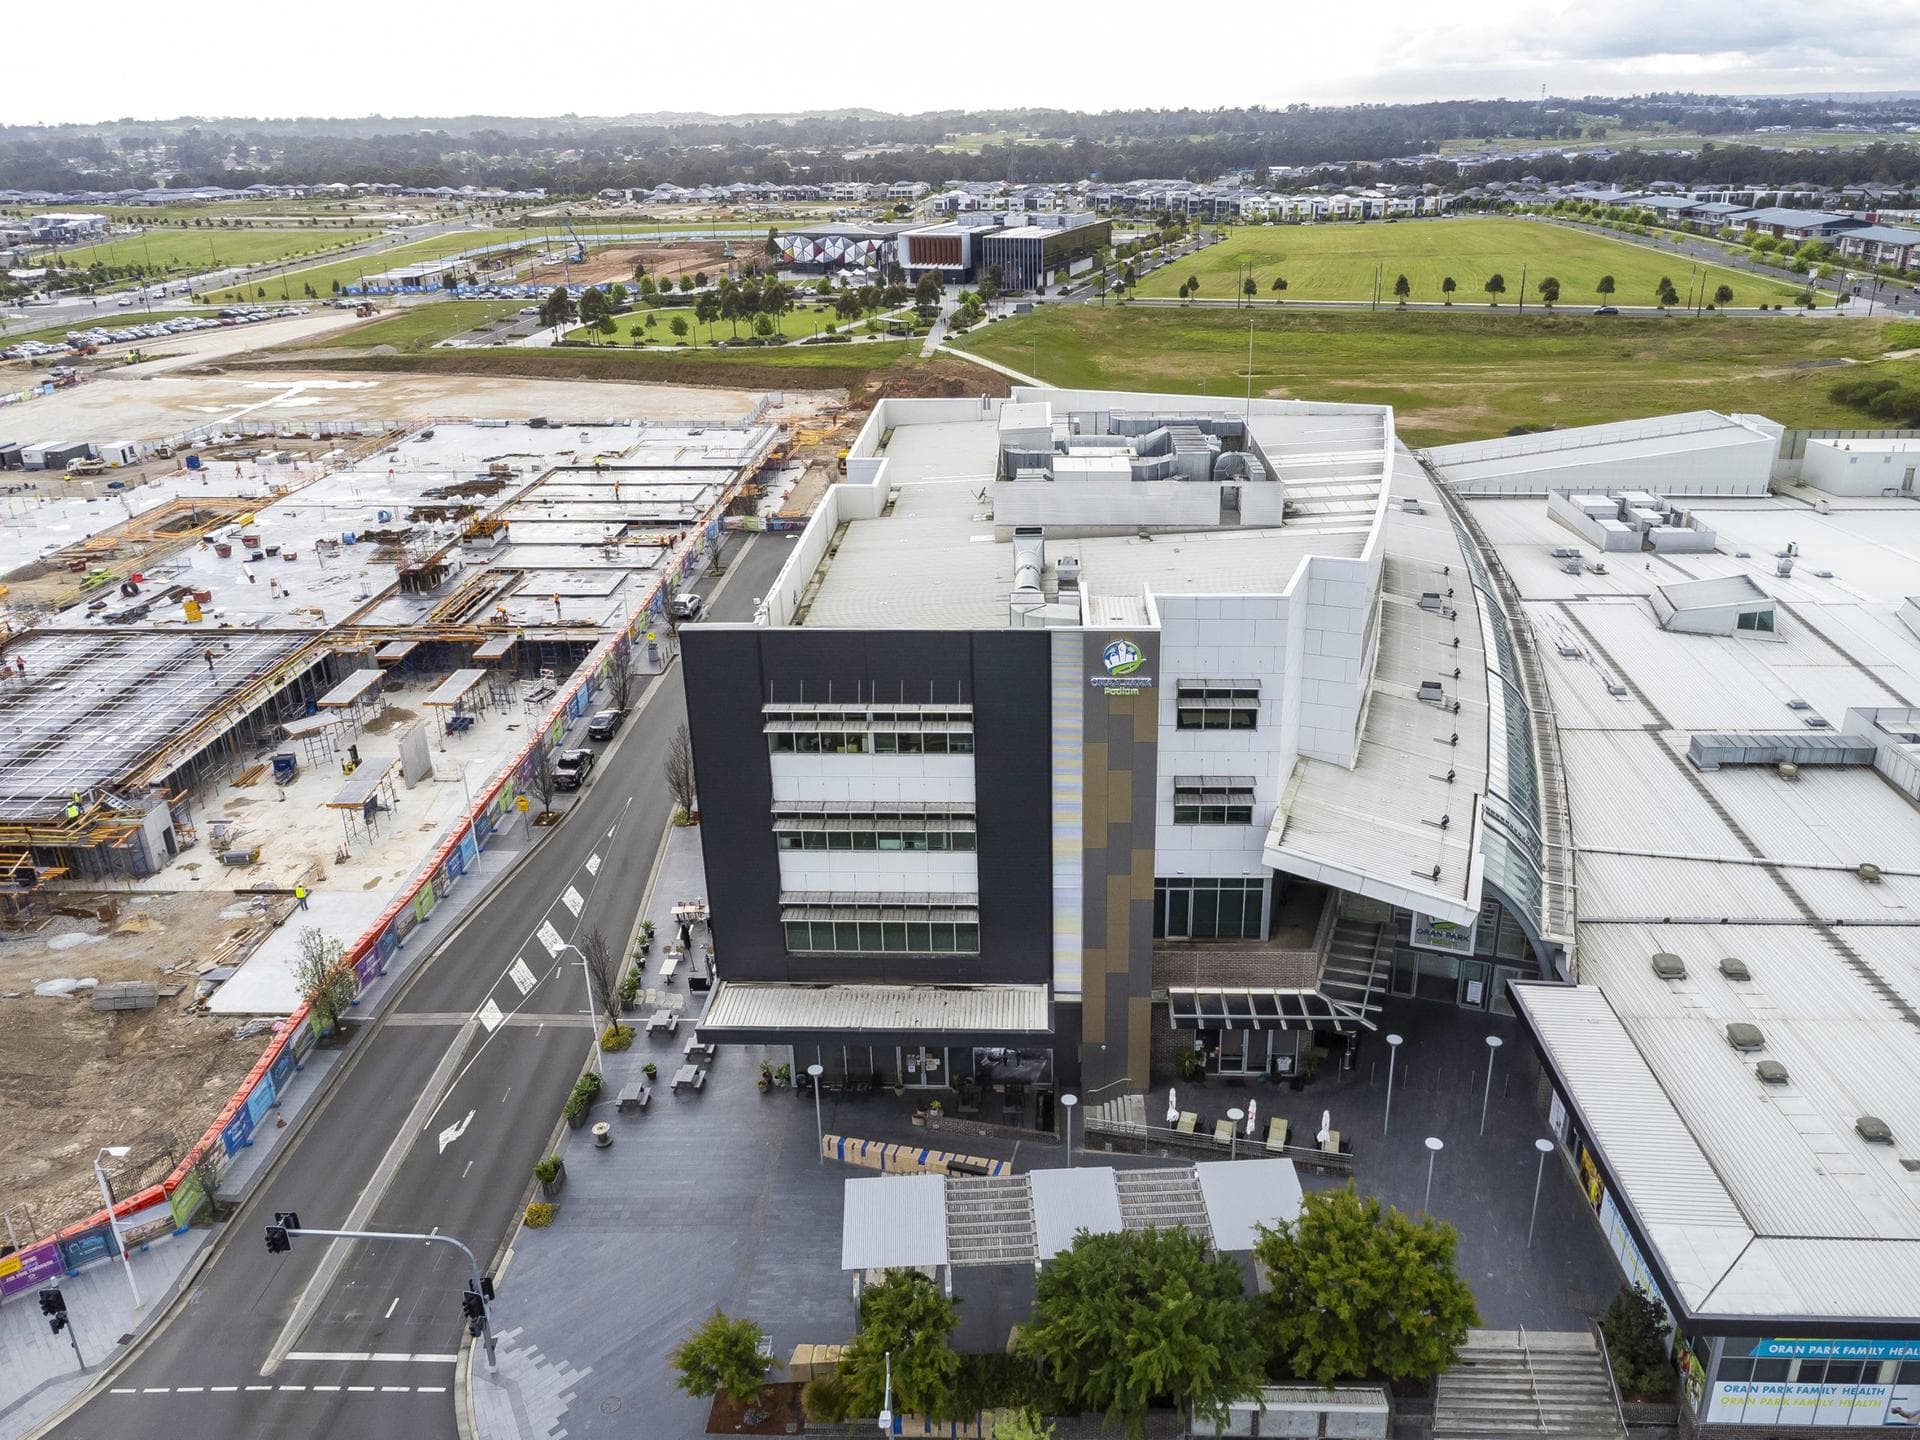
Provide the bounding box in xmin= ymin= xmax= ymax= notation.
xmin=1029 ymin=1168 xmax=1124 ymax=1258
xmin=317 ymin=668 xmax=385 ymax=709
xmin=375 ymin=640 xmax=418 ymax=663
xmin=700 ymin=981 xmax=1049 ymax=1043
xmin=841 ymin=1173 xmax=948 ymax=1272
xmin=1195 ymin=1159 xmax=1304 ymax=1251
xmin=1168 ymin=985 xmax=1380 ymax=1032
xmin=473 ymin=636 xmax=514 ymax=662
xmin=423 ymin=668 xmax=489 ymax=709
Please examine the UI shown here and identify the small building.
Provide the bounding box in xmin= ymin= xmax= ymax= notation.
xmin=1834 ymin=224 xmax=1920 ymax=272
xmin=1800 ymin=437 xmax=1920 ymax=497
xmin=1650 ymin=574 xmax=1777 ymax=636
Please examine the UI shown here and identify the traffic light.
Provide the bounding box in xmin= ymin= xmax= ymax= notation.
xmin=40 ymin=1288 xmax=67 ymax=1334
xmin=461 ymin=1287 xmax=486 ymax=1319
xmin=265 ymin=1212 xmax=299 ymax=1254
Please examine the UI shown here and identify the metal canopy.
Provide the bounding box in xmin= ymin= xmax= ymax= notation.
xmin=841 ymin=1174 xmax=948 ymax=1271
xmin=1168 ymin=984 xmax=1379 ymax=1032
xmin=1029 ymin=1167 xmax=1123 ymax=1259
xmin=423 ymin=668 xmax=488 ymax=708
xmin=1195 ymin=1160 xmax=1304 ymax=1252
xmin=325 ymin=755 xmax=399 ymax=809
xmin=375 ymin=640 xmax=418 ymax=662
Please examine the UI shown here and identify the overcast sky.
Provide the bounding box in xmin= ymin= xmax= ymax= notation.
xmin=4 ymin=0 xmax=1919 ymax=127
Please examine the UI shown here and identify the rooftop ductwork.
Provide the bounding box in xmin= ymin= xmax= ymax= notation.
xmin=1009 ymin=526 xmax=1045 ymax=623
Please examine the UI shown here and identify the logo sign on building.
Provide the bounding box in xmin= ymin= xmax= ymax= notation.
xmin=1409 ymin=911 xmax=1478 ymax=956
xmin=1090 ymin=637 xmax=1154 ymax=696
xmin=1753 ymin=1340 xmax=1920 ymax=1362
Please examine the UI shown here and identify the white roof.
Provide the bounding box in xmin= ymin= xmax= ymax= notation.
xmin=1194 ymin=1159 xmax=1304 ymax=1251
xmin=1655 ymin=574 xmax=1769 ymax=610
xmin=1427 ymin=411 xmax=1773 ymax=492
xmin=701 ymin=981 xmax=1049 ymax=1035
xmin=1029 ymin=1167 xmax=1124 ymax=1257
xmin=841 ymin=1174 xmax=948 ymax=1270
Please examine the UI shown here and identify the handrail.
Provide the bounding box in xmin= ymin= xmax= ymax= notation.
xmin=1519 ymin=1325 xmax=1546 ymax=1434
xmin=1595 ymin=1322 xmax=1631 ymax=1439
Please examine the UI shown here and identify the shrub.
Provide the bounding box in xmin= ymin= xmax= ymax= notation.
xmin=671 ymin=1311 xmax=774 ymax=1403
xmin=532 ymin=1155 xmax=562 ymax=1184
xmin=524 ymin=1202 xmax=558 ymax=1227
xmin=600 ymin=1024 xmax=634 ymax=1052
xmin=801 ymin=1373 xmax=850 ymax=1423
xmin=563 ymin=1071 xmax=602 ymax=1121
xmin=1600 ymin=1284 xmax=1673 ymax=1397
xmin=1883 ymin=321 xmax=1920 ymax=349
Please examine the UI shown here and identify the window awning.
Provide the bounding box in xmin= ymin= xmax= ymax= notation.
xmin=700 ymin=981 xmax=1050 ymax=1040
xmin=1168 ymin=985 xmax=1378 ymax=1032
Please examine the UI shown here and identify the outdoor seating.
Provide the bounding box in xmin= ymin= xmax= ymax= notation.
xmin=1213 ymin=1119 xmax=1235 ymax=1145
xmin=672 ymin=1064 xmax=706 ymax=1092
xmin=1321 ymin=1129 xmax=1342 ymax=1154
xmin=1265 ymin=1116 xmax=1289 ymax=1152
xmin=645 ymin=1010 xmax=678 ymax=1036
xmin=1176 ymin=1111 xmax=1198 ymax=1134
xmin=658 ymin=950 xmax=682 ymax=979
xmin=618 ymin=1083 xmax=650 ymax=1113
xmin=683 ymin=1037 xmax=715 ymax=1063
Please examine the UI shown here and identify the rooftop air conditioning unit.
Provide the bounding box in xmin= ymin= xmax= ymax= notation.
xmin=1650 ymin=953 xmax=1686 ymax=980
xmin=1755 ymin=1060 xmax=1789 ymax=1085
xmin=1726 ymin=1022 xmax=1765 ymax=1052
xmin=1856 ymin=1115 xmax=1894 ymax=1144
xmin=1719 ymin=957 xmax=1751 ymax=982
xmin=1858 ymin=862 xmax=1883 ymax=884
xmin=1557 ymin=645 xmax=1581 ymax=659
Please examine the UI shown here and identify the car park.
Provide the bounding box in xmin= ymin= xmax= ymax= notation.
xmin=553 ymin=748 xmax=596 ymax=791
xmin=587 ymin=710 xmax=624 ymax=742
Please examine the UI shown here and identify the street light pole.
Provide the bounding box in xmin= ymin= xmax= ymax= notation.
xmin=272 ymin=1224 xmax=497 ymax=1368
xmin=1423 ymin=1136 xmax=1444 ymax=1214
xmin=1060 ymin=1092 xmax=1078 ymax=1167
xmin=1480 ymin=1034 xmax=1504 ymax=1136
xmin=1383 ymin=1033 xmax=1403 ymax=1135
xmin=878 ymin=1349 xmax=893 ymax=1434
xmin=555 ymin=942 xmax=604 ymax=1072
xmin=1528 ymin=1137 xmax=1556 ymax=1248
xmin=1226 ymin=1107 xmax=1244 ymax=1161
xmin=93 ymin=1147 xmax=140 ymax=1309
xmin=809 ymin=1063 xmax=825 ymax=1163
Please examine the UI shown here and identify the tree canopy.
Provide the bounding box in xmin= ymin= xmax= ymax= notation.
xmin=670 ymin=1311 xmax=774 ymax=1403
xmin=838 ymin=1270 xmax=959 ymax=1422
xmin=1252 ymin=1186 xmax=1479 ymax=1388
xmin=1019 ymin=1226 xmax=1261 ymax=1436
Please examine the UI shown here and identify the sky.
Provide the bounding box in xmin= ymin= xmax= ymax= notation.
xmin=4 ymin=0 xmax=1920 ymax=126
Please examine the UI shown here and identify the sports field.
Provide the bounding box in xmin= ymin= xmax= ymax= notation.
xmin=952 ymin=306 xmax=1915 ymax=446
xmin=563 ymin=298 xmax=847 ymax=345
xmin=1132 ymin=217 xmax=1806 ymax=307
xmin=314 ymin=301 xmax=529 ymax=350
xmin=208 ymin=230 xmax=526 ymax=302
xmin=52 ymin=228 xmax=369 ymax=280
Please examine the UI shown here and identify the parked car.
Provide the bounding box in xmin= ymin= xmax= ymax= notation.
xmin=587 ymin=710 xmax=624 ymax=742
xmin=668 ymin=592 xmax=703 ymax=621
xmin=553 ymin=748 xmax=596 ymax=791
xmin=1593 ymin=306 xmax=1620 ymax=316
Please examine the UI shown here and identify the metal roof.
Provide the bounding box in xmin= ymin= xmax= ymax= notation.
xmin=701 ymin=981 xmax=1049 ymax=1035
xmin=1029 ymin=1167 xmax=1124 ymax=1258
xmin=1195 ymin=1159 xmax=1304 ymax=1252
xmin=422 ymin=668 xmax=488 ymax=708
xmin=317 ymin=667 xmax=385 ymax=708
xmin=841 ymin=1174 xmax=948 ymax=1271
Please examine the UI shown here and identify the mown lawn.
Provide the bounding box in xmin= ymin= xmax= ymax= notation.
xmin=952 ymin=305 xmax=1918 ymax=446
xmin=314 ymin=300 xmax=530 ymax=350
xmin=50 ymin=227 xmax=371 ymax=281
xmin=1131 ymin=217 xmax=1806 ymax=307
xmin=207 ymin=230 xmax=525 ymax=302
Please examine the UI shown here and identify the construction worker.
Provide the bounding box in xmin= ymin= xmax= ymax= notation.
xmin=65 ymin=795 xmax=81 ymax=821
xmin=294 ymin=884 xmax=308 ymax=910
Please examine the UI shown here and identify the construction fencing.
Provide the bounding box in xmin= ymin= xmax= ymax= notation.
xmin=0 ymin=420 xmax=767 ymax=1308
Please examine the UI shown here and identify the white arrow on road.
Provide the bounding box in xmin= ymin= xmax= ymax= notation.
xmin=437 ymin=1110 xmax=475 ymax=1154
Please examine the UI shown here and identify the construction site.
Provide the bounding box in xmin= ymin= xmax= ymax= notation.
xmin=0 ymin=404 xmax=795 ymax=1235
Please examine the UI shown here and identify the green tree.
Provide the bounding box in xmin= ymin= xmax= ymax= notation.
xmin=839 ymin=1271 xmax=958 ymax=1422
xmin=753 ymin=314 xmax=774 ymax=338
xmin=293 ymin=927 xmax=356 ymax=1037
xmin=1252 ymin=1187 xmax=1479 ymax=1388
xmin=670 ymin=1311 xmax=775 ymax=1404
xmin=1243 ymin=276 xmax=1258 ymax=303
xmin=1598 ymin=1285 xmax=1672 ymax=1396
xmin=914 ymin=271 xmax=942 ymax=311
xmin=1483 ymin=273 xmax=1506 ymax=304
xmin=1178 ymin=281 xmax=1191 ymax=301
xmin=578 ymin=286 xmax=606 ymax=327
xmin=669 ymin=315 xmax=689 ymax=342
xmin=1392 ymin=273 xmax=1410 ymax=304
xmin=1019 ymin=1227 xmax=1260 ymax=1437
xmin=637 ymin=273 xmax=656 ymax=296
xmin=1657 ymin=277 xmax=1680 ymax=307
xmin=1596 ymin=274 xmax=1616 ymax=300
xmin=1440 ymin=275 xmax=1456 ymax=304
xmin=764 ymin=227 xmax=781 ymax=260
xmin=694 ymin=290 xmax=721 ymax=340
xmin=1537 ymin=276 xmax=1560 ymax=306
xmin=992 ymin=1411 xmax=1055 ymax=1440
xmin=1186 ymin=274 xmax=1199 ymax=295
xmin=678 ymin=272 xmax=695 ymax=293
xmin=538 ymin=285 xmax=575 ymax=329
xmin=629 ymin=323 xmax=643 ymax=346
xmin=1270 ymin=275 xmax=1287 ymax=300
xmin=1713 ymin=284 xmax=1734 ymax=306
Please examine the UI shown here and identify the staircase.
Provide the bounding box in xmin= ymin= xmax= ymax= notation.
xmin=1434 ymin=1329 xmax=1625 ymax=1440
xmin=1317 ymin=917 xmax=1387 ymax=1025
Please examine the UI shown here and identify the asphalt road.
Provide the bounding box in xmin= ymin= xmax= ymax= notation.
xmin=45 ymin=533 xmax=791 ymax=1440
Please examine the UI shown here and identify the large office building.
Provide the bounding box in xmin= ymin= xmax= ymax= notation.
xmin=681 ymin=388 xmax=1563 ymax=1107
xmin=895 ymin=213 xmax=1110 ymax=288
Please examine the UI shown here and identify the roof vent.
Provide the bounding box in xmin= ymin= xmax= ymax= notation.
xmin=1718 ymin=957 xmax=1751 ymax=981
xmin=1901 ymin=1158 xmax=1920 ymax=1174
xmin=1755 ymin=1059 xmax=1790 ymax=1085
xmin=1787 ymin=698 xmax=1811 ymax=711
xmin=1777 ymin=761 xmax=1800 ymax=782
xmin=1650 ymin=952 xmax=1686 ymax=980
xmin=1858 ymin=862 xmax=1883 ymax=884
xmin=1857 ymin=1115 xmax=1894 ymax=1144
xmin=1726 ymin=1022 xmax=1765 ymax=1052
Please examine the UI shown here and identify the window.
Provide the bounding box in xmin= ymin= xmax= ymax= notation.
xmin=764 ymin=702 xmax=975 ymax=757
xmin=1172 ymin=777 xmax=1256 ymax=825
xmin=1735 ymin=609 xmax=1775 ymax=633
xmin=770 ymin=805 xmax=977 ymax=855
xmin=780 ymin=894 xmax=981 ymax=954
xmin=1175 ymin=680 xmax=1260 ymax=730
xmin=1153 ymin=877 xmax=1266 ymax=939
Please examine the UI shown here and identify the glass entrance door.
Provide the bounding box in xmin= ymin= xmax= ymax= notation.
xmin=1457 ymin=959 xmax=1493 ymax=1010
xmin=900 ymin=1046 xmax=946 ymax=1090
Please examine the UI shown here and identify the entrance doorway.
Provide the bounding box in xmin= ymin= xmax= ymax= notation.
xmin=900 ymin=1046 xmax=946 ymax=1089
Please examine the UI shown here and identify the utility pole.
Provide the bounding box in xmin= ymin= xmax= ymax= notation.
xmin=1518 ymin=263 xmax=1528 ymax=315
xmin=265 ymin=1217 xmax=498 ymax=1368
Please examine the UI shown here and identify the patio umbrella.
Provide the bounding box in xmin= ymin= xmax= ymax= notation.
xmin=1317 ymin=1109 xmax=1331 ymax=1144
xmin=1166 ymin=1088 xmax=1179 ymax=1125
xmin=1245 ymin=1098 xmax=1258 ymax=1137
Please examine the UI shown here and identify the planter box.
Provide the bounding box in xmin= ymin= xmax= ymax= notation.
xmin=539 ymin=1162 xmax=567 ymax=1199
xmin=566 ymin=1109 xmax=588 ymax=1130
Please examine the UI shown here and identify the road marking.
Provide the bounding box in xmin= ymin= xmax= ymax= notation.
xmin=143 ymin=1387 xmax=169 ymax=1394
xmin=606 ymin=824 xmax=617 ymax=837
xmin=586 ymin=853 xmax=601 ymax=875
xmin=462 ymin=1159 xmax=474 ymax=1178
xmin=384 ymin=1297 xmax=399 ymax=1319
xmin=283 ymin=1350 xmax=459 ymax=1363
xmin=246 ymin=1385 xmax=273 ymax=1391
xmin=418 ymin=1385 xmax=447 ymax=1394
xmin=501 ymin=1086 xmax=511 ymax=1104
xmin=212 ymin=1385 xmax=238 ymax=1392
xmin=382 ymin=1385 xmax=411 ymax=1393
xmin=111 ymin=1387 xmax=135 ymax=1394
xmin=561 ymin=885 xmax=584 ymax=915
xmin=279 ymin=1385 xmax=306 ymax=1391
xmin=176 ymin=1386 xmax=204 ymax=1393
xmin=476 ymin=997 xmax=505 ymax=1032
xmin=437 ymin=1108 xmax=475 ymax=1153
xmin=349 ymin=1385 xmax=376 ymax=1392
xmin=312 ymin=1384 xmax=342 ymax=1392
xmin=507 ymin=957 xmax=538 ymax=995
xmin=535 ymin=920 xmax=564 ymax=956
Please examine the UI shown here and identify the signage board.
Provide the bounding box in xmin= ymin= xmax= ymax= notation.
xmin=1409 ymin=911 xmax=1478 ymax=956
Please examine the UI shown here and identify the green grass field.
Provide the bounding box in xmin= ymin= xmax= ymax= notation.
xmin=562 ymin=298 xmax=849 ymax=345
xmin=208 ymin=230 xmax=526 ymax=301
xmin=951 ymin=306 xmax=1917 ymax=446
xmin=259 ymin=340 xmax=915 ymax=391
xmin=51 ymin=227 xmax=373 ymax=280
xmin=1134 ymin=217 xmax=1805 ymax=307
xmin=314 ymin=301 xmax=529 ymax=350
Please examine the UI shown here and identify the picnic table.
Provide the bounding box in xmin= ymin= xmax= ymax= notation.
xmin=683 ymin=1037 xmax=715 ymax=1064
xmin=671 ymin=1064 xmax=706 ymax=1093
xmin=657 ymin=949 xmax=682 ymax=980
xmin=618 ymin=1083 xmax=651 ymax=1113
xmin=645 ymin=1010 xmax=679 ymax=1036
